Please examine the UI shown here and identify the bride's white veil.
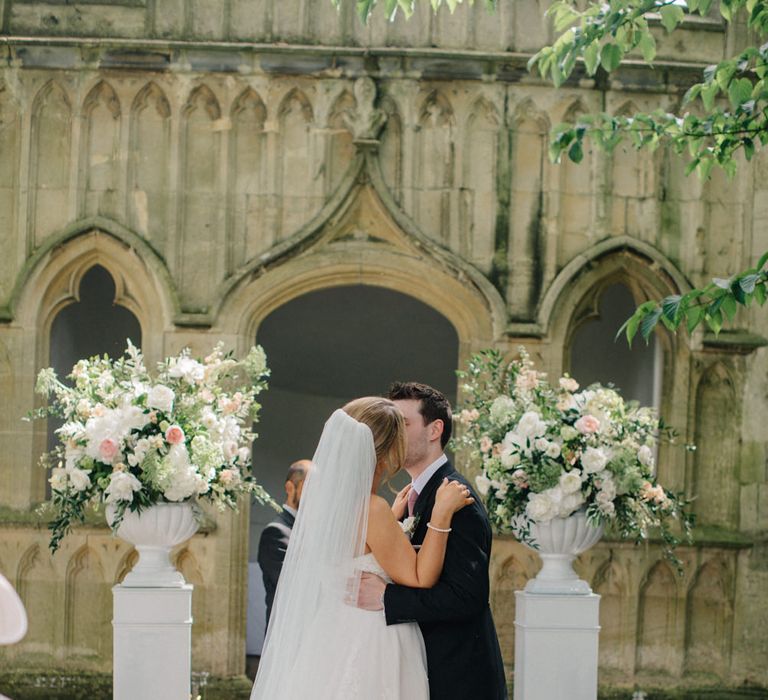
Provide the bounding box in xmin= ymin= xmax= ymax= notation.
xmin=250 ymin=408 xmax=376 ymax=699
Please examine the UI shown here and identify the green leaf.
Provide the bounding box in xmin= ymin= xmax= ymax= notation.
xmin=755 ymin=283 xmax=767 ymax=305
xmin=568 ymin=139 xmax=584 ymax=163
xmin=713 ymin=277 xmax=731 ymax=289
xmin=584 ymin=41 xmax=600 ymax=75
xmin=728 ymin=77 xmax=754 ymax=110
xmin=600 ymin=43 xmax=623 ymax=72
xmin=706 ymin=309 xmax=723 ymax=334
xmin=701 ymin=82 xmax=720 ymax=111
xmin=385 ymin=0 xmax=398 ymax=18
xmin=638 ymin=32 xmax=657 ymax=62
xmin=686 ymin=305 xmax=706 ymax=333
xmin=721 ymin=294 xmax=738 ymax=320
xmin=739 ymin=273 xmax=761 ymax=294
xmin=661 ymin=294 xmax=683 ymax=324
xmin=660 ymin=4 xmax=685 ymax=32
xmin=356 ymin=0 xmax=377 ymax=23
xmin=640 ymin=307 xmax=663 ymax=342
xmin=757 ymin=250 xmax=768 ymax=269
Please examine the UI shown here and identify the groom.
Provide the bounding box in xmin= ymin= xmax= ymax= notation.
xmin=357 ymin=382 xmax=508 ymax=699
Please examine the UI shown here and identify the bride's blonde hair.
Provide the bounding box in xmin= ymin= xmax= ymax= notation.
xmin=343 ymin=397 xmax=406 ymax=482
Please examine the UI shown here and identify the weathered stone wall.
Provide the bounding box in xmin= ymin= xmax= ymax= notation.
xmin=1 ymin=1 xmax=767 ymax=694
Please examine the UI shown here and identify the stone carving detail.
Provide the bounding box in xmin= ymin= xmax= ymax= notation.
xmin=343 ymin=77 xmax=386 ymax=143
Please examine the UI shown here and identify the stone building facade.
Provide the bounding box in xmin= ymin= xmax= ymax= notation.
xmin=0 ymin=1 xmax=767 ymax=696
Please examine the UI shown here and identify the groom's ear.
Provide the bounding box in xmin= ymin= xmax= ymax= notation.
xmin=428 ymin=418 xmax=444 ymax=443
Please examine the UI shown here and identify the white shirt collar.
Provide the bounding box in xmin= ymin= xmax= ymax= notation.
xmin=282 ymin=505 xmax=298 ymax=518
xmin=411 ymin=454 xmax=448 ymax=495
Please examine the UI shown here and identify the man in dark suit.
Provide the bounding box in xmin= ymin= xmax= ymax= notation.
xmin=357 ymin=382 xmax=508 ymax=700
xmin=257 ymin=459 xmax=311 ymax=627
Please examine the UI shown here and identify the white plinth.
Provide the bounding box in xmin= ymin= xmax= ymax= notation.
xmin=514 ymin=591 xmax=600 ymax=700
xmin=113 ymin=584 xmax=193 ymax=700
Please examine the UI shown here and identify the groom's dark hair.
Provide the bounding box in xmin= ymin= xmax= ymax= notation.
xmin=387 ymin=382 xmax=452 ymax=448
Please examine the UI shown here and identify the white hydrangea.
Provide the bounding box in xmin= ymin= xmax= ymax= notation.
xmin=489 ymin=395 xmax=516 ymax=426
xmin=516 ymin=411 xmax=547 ymax=439
xmin=581 ymin=446 xmax=609 ymax=474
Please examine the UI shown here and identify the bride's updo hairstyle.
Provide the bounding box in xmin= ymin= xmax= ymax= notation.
xmin=343 ymin=397 xmax=406 ymax=482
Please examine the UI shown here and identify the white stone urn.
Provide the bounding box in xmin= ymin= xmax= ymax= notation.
xmin=520 ymin=509 xmax=603 ymax=595
xmin=107 ymin=502 xmax=199 ymax=587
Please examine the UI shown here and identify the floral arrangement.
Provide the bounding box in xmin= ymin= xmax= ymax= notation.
xmin=31 ymin=341 xmax=275 ymax=552
xmin=457 ymin=349 xmax=693 ymax=565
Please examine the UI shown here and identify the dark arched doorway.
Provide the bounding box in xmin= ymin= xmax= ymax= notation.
xmin=245 ymin=284 xmax=459 ymax=666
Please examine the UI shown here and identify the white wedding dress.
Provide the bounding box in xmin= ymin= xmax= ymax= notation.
xmin=250 ymin=410 xmax=429 ymax=700
xmin=276 ymin=553 xmax=429 ymax=699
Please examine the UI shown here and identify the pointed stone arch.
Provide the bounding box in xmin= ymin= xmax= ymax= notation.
xmin=637 ymin=560 xmax=680 ymax=673
xmin=326 ymin=88 xmax=357 ymax=195
xmin=379 ymin=94 xmax=404 ymax=203
xmin=692 ymin=361 xmax=740 ymax=527
xmin=128 ymin=82 xmax=171 ymax=244
xmin=80 ymin=80 xmax=122 ymax=220
xmin=215 ymin=157 xmax=506 ymax=349
xmin=460 ymin=96 xmax=501 ymax=273
xmin=508 ymin=98 xmax=551 ymax=318
xmin=28 ymin=80 xmax=73 ymax=249
xmin=228 ymin=87 xmax=270 ymax=271
xmin=276 ymin=87 xmax=318 ymax=241
xmin=684 ymin=557 xmax=734 ymax=678
xmin=64 ymin=545 xmax=109 ymax=656
xmin=593 ymin=559 xmax=632 ymax=671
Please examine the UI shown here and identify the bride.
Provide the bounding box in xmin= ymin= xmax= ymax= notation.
xmin=250 ymin=396 xmax=473 ymax=699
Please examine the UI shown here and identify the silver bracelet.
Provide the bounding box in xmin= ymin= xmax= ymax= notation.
xmin=426 ymin=522 xmax=452 ymax=533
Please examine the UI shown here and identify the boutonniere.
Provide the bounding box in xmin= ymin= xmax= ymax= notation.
xmin=400 ymin=515 xmax=420 ymax=539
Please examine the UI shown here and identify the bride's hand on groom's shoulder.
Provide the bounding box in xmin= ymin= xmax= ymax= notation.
xmin=435 ymin=478 xmax=474 ymax=517
xmin=391 ymin=483 xmax=412 ymax=520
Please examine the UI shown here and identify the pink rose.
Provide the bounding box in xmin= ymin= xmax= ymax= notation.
xmin=480 ymin=436 xmax=493 ymax=454
xmin=165 ymin=425 xmax=185 ymax=445
xmin=99 ymin=438 xmax=119 ymax=462
xmin=575 ymin=415 xmax=600 ymax=434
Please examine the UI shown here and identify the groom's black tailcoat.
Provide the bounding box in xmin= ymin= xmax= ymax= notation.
xmin=384 ymin=461 xmax=508 ymax=700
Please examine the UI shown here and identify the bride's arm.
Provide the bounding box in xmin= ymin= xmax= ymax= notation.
xmin=366 ymin=479 xmax=472 ymax=589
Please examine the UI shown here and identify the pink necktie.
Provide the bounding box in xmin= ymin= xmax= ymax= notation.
xmin=407 ymin=487 xmax=419 ymax=517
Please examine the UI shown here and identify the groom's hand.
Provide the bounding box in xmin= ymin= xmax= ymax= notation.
xmin=356 ymin=572 xmax=386 ymax=611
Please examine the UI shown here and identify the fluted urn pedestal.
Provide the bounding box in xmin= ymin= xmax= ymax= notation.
xmin=109 ymin=503 xmax=198 ymax=700
xmin=514 ymin=510 xmax=602 ymax=700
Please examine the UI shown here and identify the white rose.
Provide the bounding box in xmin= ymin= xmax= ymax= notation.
xmin=558 ymin=491 xmax=585 ymax=518
xmin=168 ymin=357 xmax=205 ymax=384
xmin=545 ymin=442 xmax=562 ymax=459
xmin=49 ymin=468 xmax=68 ymax=491
xmin=516 ymin=411 xmax=547 ymax=439
xmin=68 ymin=468 xmax=92 ymax=492
xmin=147 ymin=384 xmax=175 ymax=414
xmin=637 ymin=445 xmax=654 ymax=467
xmin=237 ymin=447 xmax=251 ymax=464
xmin=599 ymin=478 xmax=617 ymax=500
xmin=500 ymin=448 xmax=521 ymax=469
xmin=534 ymin=437 xmax=550 ymax=452
xmin=559 ymin=376 xmax=579 ymax=392
xmin=105 ymin=471 xmax=142 ymax=503
xmin=490 ymin=480 xmax=509 ymax=498
xmin=525 ymin=491 xmax=558 ymax=522
xmin=559 ymin=470 xmax=582 ymax=495
xmin=597 ymin=500 xmax=615 ymax=517
xmin=475 ymin=474 xmax=491 ymax=496
xmin=581 ymin=446 xmax=609 ymax=474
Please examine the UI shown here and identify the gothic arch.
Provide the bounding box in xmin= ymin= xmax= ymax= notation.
xmin=12 ymin=218 xmax=177 ymax=345
xmin=215 ymin=160 xmax=506 ymax=348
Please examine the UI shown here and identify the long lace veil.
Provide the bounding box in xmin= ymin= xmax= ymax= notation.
xmin=250 ymin=408 xmax=376 ymax=699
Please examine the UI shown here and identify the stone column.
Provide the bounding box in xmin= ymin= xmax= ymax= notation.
xmin=113 ymin=585 xmax=193 ymax=700
xmin=513 ymin=591 xmax=600 ymax=700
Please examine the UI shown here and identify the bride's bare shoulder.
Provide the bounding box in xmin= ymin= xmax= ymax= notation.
xmin=367 ymin=494 xmax=390 ymax=517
